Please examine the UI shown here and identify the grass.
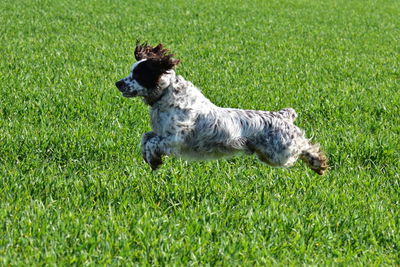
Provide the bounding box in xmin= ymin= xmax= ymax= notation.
xmin=1 ymin=0 xmax=399 ymax=265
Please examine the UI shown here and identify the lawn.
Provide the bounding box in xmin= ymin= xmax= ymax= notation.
xmin=0 ymin=0 xmax=399 ymax=265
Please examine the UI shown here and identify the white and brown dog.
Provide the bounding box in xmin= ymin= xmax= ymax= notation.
xmin=116 ymin=43 xmax=328 ymax=174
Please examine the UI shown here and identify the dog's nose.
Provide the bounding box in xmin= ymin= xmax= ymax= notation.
xmin=115 ymin=80 xmax=125 ymax=91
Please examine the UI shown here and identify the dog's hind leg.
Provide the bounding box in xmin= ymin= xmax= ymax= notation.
xmin=245 ymin=140 xmax=287 ymax=167
xmin=300 ymin=142 xmax=328 ymax=175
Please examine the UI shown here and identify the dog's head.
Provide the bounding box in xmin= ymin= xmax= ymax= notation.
xmin=115 ymin=42 xmax=180 ymax=105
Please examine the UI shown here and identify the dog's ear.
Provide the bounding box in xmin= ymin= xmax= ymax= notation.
xmin=134 ymin=42 xmax=180 ymax=68
xmin=132 ymin=58 xmax=178 ymax=89
xmin=135 ymin=41 xmax=149 ymax=61
xmin=147 ymin=57 xmax=178 ymax=73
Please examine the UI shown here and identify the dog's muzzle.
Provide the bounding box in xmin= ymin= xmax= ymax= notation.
xmin=115 ymin=80 xmax=138 ymax=97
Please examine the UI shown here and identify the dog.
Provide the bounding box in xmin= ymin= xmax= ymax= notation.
xmin=115 ymin=43 xmax=328 ymax=175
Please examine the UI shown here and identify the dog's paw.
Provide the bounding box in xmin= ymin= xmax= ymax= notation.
xmin=148 ymin=154 xmax=163 ymax=170
xmin=141 ymin=134 xmax=163 ymax=170
xmin=143 ymin=148 xmax=163 ymax=170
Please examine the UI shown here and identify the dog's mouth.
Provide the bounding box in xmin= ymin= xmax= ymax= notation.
xmin=122 ymin=91 xmax=138 ymax=98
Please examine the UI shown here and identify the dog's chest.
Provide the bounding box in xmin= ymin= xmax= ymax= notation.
xmin=150 ymin=107 xmax=190 ymax=136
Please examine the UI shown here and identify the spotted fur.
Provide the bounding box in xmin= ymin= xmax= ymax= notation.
xmin=115 ymin=43 xmax=328 ymax=175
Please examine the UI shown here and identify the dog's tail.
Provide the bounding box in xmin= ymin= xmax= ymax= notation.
xmin=277 ymin=108 xmax=297 ymax=122
xmin=300 ymin=142 xmax=328 ymax=175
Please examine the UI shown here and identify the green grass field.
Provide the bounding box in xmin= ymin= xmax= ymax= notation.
xmin=1 ymin=0 xmax=399 ymax=265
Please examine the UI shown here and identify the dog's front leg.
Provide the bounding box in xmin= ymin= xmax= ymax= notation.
xmin=141 ymin=132 xmax=163 ymax=170
xmin=141 ymin=132 xmax=183 ymax=170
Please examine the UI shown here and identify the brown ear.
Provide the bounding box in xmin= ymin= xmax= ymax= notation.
xmin=149 ymin=58 xmax=178 ymax=73
xmin=134 ymin=42 xmax=180 ymax=68
xmin=134 ymin=41 xmax=150 ymax=61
